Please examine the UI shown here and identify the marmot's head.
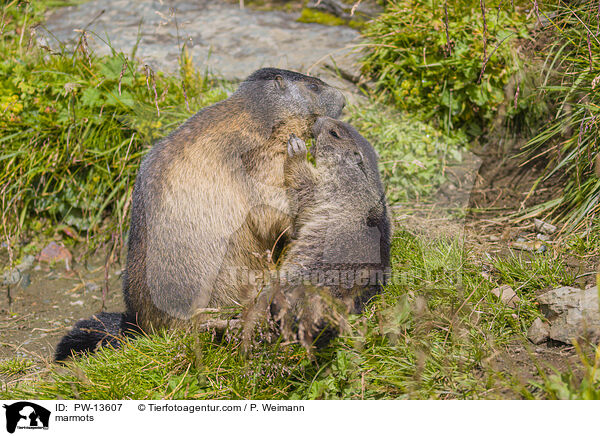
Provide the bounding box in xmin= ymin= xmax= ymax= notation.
xmin=239 ymin=68 xmax=346 ymax=121
xmin=311 ymin=117 xmax=380 ymax=186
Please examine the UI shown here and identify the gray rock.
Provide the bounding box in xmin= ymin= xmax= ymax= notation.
xmin=2 ymin=268 xmax=21 ymax=286
xmin=536 ymin=233 xmax=550 ymax=242
xmin=42 ymin=0 xmax=362 ymax=83
xmin=19 ymin=273 xmax=31 ymax=289
xmin=491 ymin=285 xmax=520 ymax=308
xmin=527 ymin=317 xmax=550 ymax=344
xmin=85 ymin=282 xmax=101 ymax=293
xmin=307 ymin=0 xmax=382 ymax=19
xmin=534 ymin=218 xmax=557 ymax=235
xmin=16 ymin=255 xmax=35 ymax=273
xmin=538 ymin=286 xmax=600 ymax=344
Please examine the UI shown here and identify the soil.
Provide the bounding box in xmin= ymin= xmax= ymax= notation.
xmin=0 ymin=249 xmax=125 ymax=365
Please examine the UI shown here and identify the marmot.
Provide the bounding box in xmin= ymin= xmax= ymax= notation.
xmin=55 ymin=68 xmax=346 ymax=361
xmin=269 ymin=117 xmax=392 ymax=346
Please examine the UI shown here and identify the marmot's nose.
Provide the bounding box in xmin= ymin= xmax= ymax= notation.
xmin=312 ymin=116 xmax=329 ymax=137
xmin=340 ymin=92 xmax=347 ymax=109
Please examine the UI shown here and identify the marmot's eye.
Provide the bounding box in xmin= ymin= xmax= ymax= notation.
xmin=308 ymin=83 xmax=319 ymax=92
xmin=330 ymin=130 xmax=340 ymax=138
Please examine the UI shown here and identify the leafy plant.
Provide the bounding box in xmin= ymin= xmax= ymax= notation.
xmin=523 ymin=1 xmax=600 ymax=230
xmin=361 ymin=0 xmax=532 ymax=137
xmin=348 ymin=103 xmax=466 ymax=202
xmin=0 ymin=1 xmax=229 ymax=255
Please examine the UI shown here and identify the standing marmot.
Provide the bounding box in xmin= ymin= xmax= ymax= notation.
xmin=55 ymin=68 xmax=345 ymax=360
xmin=269 ymin=117 xmax=391 ymax=346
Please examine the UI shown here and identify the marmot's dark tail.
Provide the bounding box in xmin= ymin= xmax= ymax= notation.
xmin=54 ymin=312 xmax=140 ymax=361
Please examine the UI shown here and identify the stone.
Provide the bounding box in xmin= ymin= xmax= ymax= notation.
xmin=19 ymin=273 xmax=31 ymax=289
xmin=534 ymin=218 xmax=557 ymax=235
xmin=512 ymin=240 xmax=545 ymax=252
xmin=307 ymin=0 xmax=383 ymax=20
xmin=41 ymin=0 xmax=362 ymax=84
xmin=2 ymin=268 xmax=21 ymax=286
xmin=15 ymin=255 xmax=35 ymax=273
xmin=85 ymin=282 xmax=101 ymax=293
xmin=536 ymin=233 xmax=550 ymax=242
xmin=491 ymin=285 xmax=520 ymax=308
xmin=537 ymin=286 xmax=600 ymax=344
xmin=37 ymin=241 xmax=72 ymax=270
xmin=527 ymin=317 xmax=550 ymax=344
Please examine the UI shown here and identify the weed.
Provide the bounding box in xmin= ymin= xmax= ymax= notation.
xmin=0 ymin=2 xmax=229 ymax=259
xmin=524 ymin=1 xmax=600 ymax=230
xmin=0 ymin=359 xmax=35 ymax=377
xmin=361 ymin=0 xmax=533 ymax=137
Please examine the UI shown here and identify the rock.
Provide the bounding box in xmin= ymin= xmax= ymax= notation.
xmin=512 ymin=240 xmax=545 ymax=253
xmin=307 ymin=0 xmax=382 ymax=20
xmin=307 ymin=0 xmax=348 ymax=18
xmin=534 ymin=218 xmax=557 ymax=235
xmin=2 ymin=268 xmax=21 ymax=286
xmin=489 ymin=235 xmax=500 ymax=242
xmin=15 ymin=255 xmax=35 ymax=273
xmin=85 ymin=282 xmax=101 ymax=293
xmin=527 ymin=317 xmax=550 ymax=344
xmin=37 ymin=241 xmax=72 ymax=270
xmin=536 ymin=233 xmax=551 ymax=242
xmin=19 ymin=273 xmax=31 ymax=289
xmin=537 ymin=286 xmax=600 ymax=344
xmin=491 ymin=285 xmax=520 ymax=308
xmin=41 ymin=0 xmax=362 ymax=83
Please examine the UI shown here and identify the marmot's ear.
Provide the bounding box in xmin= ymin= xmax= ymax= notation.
xmin=274 ymin=74 xmax=286 ymax=90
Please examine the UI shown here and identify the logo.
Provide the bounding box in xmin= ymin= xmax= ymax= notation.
xmin=2 ymin=402 xmax=50 ymax=434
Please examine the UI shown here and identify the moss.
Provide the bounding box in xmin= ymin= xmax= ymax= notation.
xmin=234 ymin=0 xmax=303 ymax=13
xmin=296 ymin=8 xmax=364 ymax=30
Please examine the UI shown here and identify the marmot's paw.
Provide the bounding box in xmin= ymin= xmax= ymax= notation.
xmin=287 ymin=134 xmax=307 ymax=158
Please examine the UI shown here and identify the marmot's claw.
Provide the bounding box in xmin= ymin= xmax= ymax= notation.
xmin=287 ymin=134 xmax=307 ymax=158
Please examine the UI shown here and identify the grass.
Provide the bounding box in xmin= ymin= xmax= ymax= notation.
xmin=3 ymin=228 xmax=594 ymax=400
xmin=360 ymin=0 xmax=534 ymax=137
xmin=0 ymin=359 xmax=35 ymax=377
xmin=522 ymin=1 xmax=600 ymax=231
xmin=492 ymin=251 xmax=576 ymax=293
xmin=0 ymin=1 xmax=230 ymax=263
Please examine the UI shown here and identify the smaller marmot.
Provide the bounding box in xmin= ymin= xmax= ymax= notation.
xmin=270 ymin=117 xmax=392 ymax=344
